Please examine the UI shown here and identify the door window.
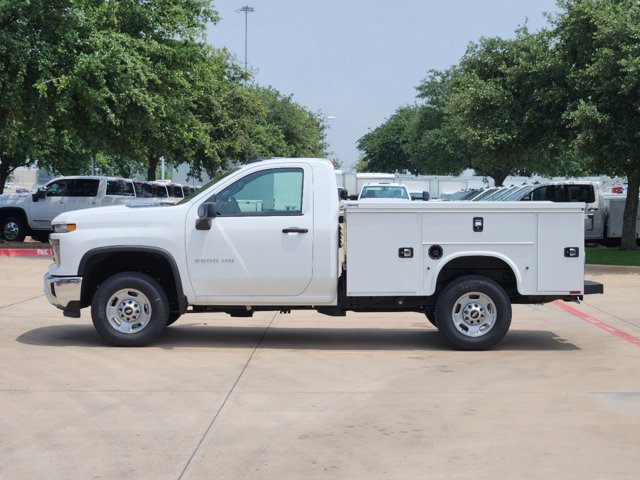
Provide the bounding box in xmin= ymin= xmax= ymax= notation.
xmin=212 ymin=168 xmax=304 ymax=216
xmin=69 ymin=179 xmax=99 ymax=197
xmin=46 ymin=179 xmax=100 ymax=197
xmin=46 ymin=179 xmax=73 ymax=197
xmin=107 ymin=180 xmax=135 ymax=196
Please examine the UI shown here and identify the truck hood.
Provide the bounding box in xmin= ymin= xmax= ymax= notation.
xmin=0 ymin=193 xmax=30 ymax=206
xmin=52 ymin=201 xmax=185 ymax=227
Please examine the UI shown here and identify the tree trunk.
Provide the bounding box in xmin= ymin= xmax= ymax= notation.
xmin=0 ymin=157 xmax=12 ymax=195
xmin=147 ymin=154 xmax=159 ymax=181
xmin=491 ymin=170 xmax=509 ymax=187
xmin=620 ymin=170 xmax=640 ymax=250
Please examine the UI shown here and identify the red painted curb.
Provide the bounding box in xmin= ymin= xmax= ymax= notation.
xmin=554 ymin=300 xmax=640 ymax=347
xmin=0 ymin=248 xmax=52 ymax=257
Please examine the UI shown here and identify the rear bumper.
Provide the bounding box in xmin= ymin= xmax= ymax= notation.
xmin=584 ymin=280 xmax=604 ymax=295
xmin=44 ymin=273 xmax=83 ymax=318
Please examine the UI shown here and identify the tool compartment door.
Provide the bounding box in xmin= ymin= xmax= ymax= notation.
xmin=346 ymin=210 xmax=421 ymax=296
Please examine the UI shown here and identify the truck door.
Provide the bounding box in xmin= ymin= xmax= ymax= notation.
xmin=29 ymin=179 xmax=74 ymax=230
xmin=186 ymin=165 xmax=314 ymax=298
xmin=62 ymin=178 xmax=101 ymax=213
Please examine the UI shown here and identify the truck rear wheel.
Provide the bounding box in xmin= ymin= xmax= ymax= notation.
xmin=435 ymin=275 xmax=511 ymax=350
xmin=167 ymin=312 xmax=181 ymax=326
xmin=1 ymin=216 xmax=26 ymax=242
xmin=425 ymin=309 xmax=437 ymax=327
xmin=91 ymin=272 xmax=169 ymax=346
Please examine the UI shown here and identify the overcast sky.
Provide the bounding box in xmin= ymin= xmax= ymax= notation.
xmin=207 ymin=0 xmax=561 ymax=170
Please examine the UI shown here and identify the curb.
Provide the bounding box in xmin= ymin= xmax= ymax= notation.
xmin=585 ymin=264 xmax=640 ymax=274
xmin=0 ymin=248 xmax=52 ymax=257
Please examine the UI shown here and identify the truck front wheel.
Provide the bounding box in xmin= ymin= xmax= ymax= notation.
xmin=435 ymin=275 xmax=511 ymax=350
xmin=1 ymin=216 xmax=27 ymax=242
xmin=91 ymin=272 xmax=169 ymax=346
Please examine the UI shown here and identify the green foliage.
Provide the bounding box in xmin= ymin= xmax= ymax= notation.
xmin=0 ymin=0 xmax=327 ymax=189
xmin=0 ymin=0 xmax=81 ymax=191
xmin=438 ymin=29 xmax=571 ymax=185
xmin=585 ymin=246 xmax=640 ymax=266
xmin=553 ymin=0 xmax=640 ymax=248
xmin=253 ymin=86 xmax=328 ymax=158
xmin=356 ymin=106 xmax=420 ymax=173
xmin=188 ymin=83 xmax=328 ymax=179
xmin=410 ymin=71 xmax=469 ymax=176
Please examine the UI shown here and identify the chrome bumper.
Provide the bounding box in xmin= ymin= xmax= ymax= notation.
xmin=44 ymin=273 xmax=83 ymax=317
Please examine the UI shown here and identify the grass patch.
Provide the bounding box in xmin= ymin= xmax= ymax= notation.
xmin=586 ymin=245 xmax=640 ymax=266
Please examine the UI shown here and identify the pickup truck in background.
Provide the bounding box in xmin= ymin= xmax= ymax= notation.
xmin=44 ymin=158 xmax=602 ymax=350
xmin=446 ymin=181 xmax=640 ymax=246
xmin=358 ymin=183 xmax=411 ymax=201
xmin=0 ymin=176 xmax=136 ymax=242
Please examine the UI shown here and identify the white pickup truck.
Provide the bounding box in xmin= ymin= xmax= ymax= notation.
xmin=44 ymin=158 xmax=602 ymax=350
xmin=0 ymin=176 xmax=136 ymax=242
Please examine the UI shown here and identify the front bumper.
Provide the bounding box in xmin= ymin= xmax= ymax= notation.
xmin=44 ymin=273 xmax=83 ymax=318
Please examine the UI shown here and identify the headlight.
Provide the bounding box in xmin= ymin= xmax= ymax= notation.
xmin=53 ymin=223 xmax=76 ymax=233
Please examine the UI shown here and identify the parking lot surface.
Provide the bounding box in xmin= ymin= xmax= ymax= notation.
xmin=1 ymin=256 xmax=639 ymax=479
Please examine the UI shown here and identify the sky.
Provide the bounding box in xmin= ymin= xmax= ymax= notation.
xmin=206 ymin=0 xmax=561 ymax=170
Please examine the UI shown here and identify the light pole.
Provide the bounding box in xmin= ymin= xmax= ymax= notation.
xmin=237 ymin=5 xmax=255 ymax=77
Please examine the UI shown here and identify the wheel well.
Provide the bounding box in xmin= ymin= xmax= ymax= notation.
xmin=0 ymin=208 xmax=29 ymax=228
xmin=79 ymin=250 xmax=185 ymax=313
xmin=436 ymin=256 xmax=518 ymax=296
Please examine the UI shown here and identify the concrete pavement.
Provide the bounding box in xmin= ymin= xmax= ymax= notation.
xmin=1 ymin=257 xmax=639 ymax=479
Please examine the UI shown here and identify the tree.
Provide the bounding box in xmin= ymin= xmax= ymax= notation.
xmin=28 ymin=0 xmax=219 ymax=180
xmin=253 ymin=86 xmax=328 ymax=158
xmin=552 ymin=0 xmax=640 ymax=249
xmin=437 ymin=29 xmax=568 ymax=186
xmin=410 ymin=70 xmax=470 ymax=176
xmin=356 ymin=106 xmax=420 ymax=173
xmin=187 ymin=83 xmax=329 ymax=180
xmin=0 ymin=0 xmax=85 ymax=192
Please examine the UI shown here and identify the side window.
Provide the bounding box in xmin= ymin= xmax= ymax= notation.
xmin=529 ymin=185 xmax=563 ymax=201
xmin=565 ymin=185 xmax=595 ymax=203
xmin=69 ymin=179 xmax=100 ymax=197
xmin=107 ymin=180 xmax=135 ymax=196
xmin=167 ymin=184 xmax=183 ymax=198
xmin=46 ymin=179 xmax=73 ymax=197
xmin=212 ymin=168 xmax=304 ymax=216
xmin=530 ymin=186 xmax=549 ymax=201
xmin=150 ymin=184 xmax=168 ymax=197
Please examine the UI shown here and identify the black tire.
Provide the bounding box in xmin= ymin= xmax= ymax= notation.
xmin=425 ymin=309 xmax=437 ymax=327
xmin=166 ymin=312 xmax=181 ymax=326
xmin=91 ymin=272 xmax=169 ymax=346
xmin=435 ymin=275 xmax=511 ymax=350
xmin=1 ymin=216 xmax=27 ymax=242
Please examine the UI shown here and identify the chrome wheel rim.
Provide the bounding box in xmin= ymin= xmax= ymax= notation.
xmin=450 ymin=292 xmax=496 ymax=337
xmin=106 ymin=288 xmax=152 ymax=334
xmin=3 ymin=221 xmax=20 ymax=241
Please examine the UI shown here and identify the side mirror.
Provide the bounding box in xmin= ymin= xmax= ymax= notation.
xmin=422 ymin=191 xmax=430 ymax=201
xmin=338 ymin=189 xmax=348 ymax=201
xmin=521 ymin=194 xmax=531 ymax=201
xmin=32 ymin=188 xmax=46 ymax=202
xmin=195 ymin=202 xmax=217 ymax=230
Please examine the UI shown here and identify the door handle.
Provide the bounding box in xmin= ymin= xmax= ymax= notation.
xmin=282 ymin=227 xmax=308 ymax=234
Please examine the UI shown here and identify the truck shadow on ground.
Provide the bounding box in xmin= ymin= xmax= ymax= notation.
xmin=17 ymin=324 xmax=580 ymax=351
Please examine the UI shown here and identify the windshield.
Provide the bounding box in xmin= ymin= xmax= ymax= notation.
xmin=359 ymin=185 xmax=410 ymax=200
